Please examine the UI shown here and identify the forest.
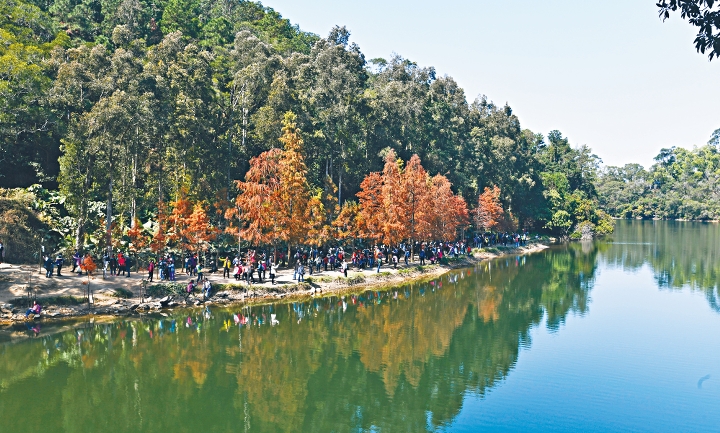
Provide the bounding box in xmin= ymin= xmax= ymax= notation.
xmin=596 ymin=130 xmax=720 ymax=220
xmin=0 ymin=0 xmax=612 ymax=262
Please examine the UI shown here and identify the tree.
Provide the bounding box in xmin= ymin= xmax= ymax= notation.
xmin=658 ymin=0 xmax=720 ymax=60
xmin=379 ymin=150 xmax=406 ymax=245
xmin=400 ymin=154 xmax=430 ymax=258
xmin=426 ymin=175 xmax=468 ymax=242
xmin=333 ymin=200 xmax=360 ymax=244
xmin=230 ymin=111 xmax=312 ymax=255
xmin=356 ymin=171 xmax=384 ymax=243
xmin=475 ymin=186 xmax=504 ymax=232
xmin=277 ymin=112 xmax=312 ymax=253
xmin=183 ymin=203 xmax=217 ymax=253
xmin=230 ymin=147 xmax=284 ymax=247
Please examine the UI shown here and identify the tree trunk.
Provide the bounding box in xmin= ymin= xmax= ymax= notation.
xmin=106 ymin=178 xmax=113 ymax=252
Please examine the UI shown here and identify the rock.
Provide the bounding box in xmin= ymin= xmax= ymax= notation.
xmin=159 ymin=296 xmax=171 ymax=307
xmin=129 ymin=303 xmax=140 ymax=311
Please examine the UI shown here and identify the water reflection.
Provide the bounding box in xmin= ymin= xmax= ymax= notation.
xmin=601 ymin=220 xmax=720 ymax=312
xmin=0 ymin=245 xmax=599 ymax=433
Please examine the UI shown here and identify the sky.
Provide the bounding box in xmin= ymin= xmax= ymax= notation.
xmin=264 ymin=0 xmax=720 ymax=168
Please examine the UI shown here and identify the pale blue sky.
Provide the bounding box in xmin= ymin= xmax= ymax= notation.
xmin=266 ymin=0 xmax=720 ymax=168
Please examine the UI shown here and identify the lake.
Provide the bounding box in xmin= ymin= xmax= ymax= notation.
xmin=1 ymin=220 xmax=719 ymax=432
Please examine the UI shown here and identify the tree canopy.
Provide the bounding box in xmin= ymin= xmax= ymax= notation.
xmin=658 ymin=0 xmax=720 ymax=60
xmin=1 ymin=0 xmax=613 ymax=257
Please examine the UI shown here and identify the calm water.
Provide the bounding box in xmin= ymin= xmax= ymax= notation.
xmin=2 ymin=220 xmax=720 ymax=432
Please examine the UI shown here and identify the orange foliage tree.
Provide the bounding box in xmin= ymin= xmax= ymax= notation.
xmin=475 ymin=186 xmax=504 ymax=232
xmin=230 ymin=112 xmax=312 ymax=256
xmin=426 ymin=175 xmax=469 ymax=241
xmin=150 ymin=201 xmax=169 ymax=253
xmin=127 ymin=217 xmax=148 ymax=253
xmin=355 ymin=152 xmax=468 ymax=248
xmin=356 ymin=171 xmax=385 ymax=243
xmin=229 ymin=148 xmax=284 ymax=247
xmin=277 ymin=112 xmax=312 ymax=253
xmin=183 ymin=203 xmax=218 ymax=253
xmin=400 ymin=154 xmax=430 ymax=256
xmin=166 ymin=195 xmax=193 ymax=250
xmin=333 ymin=201 xmax=360 ymax=244
xmin=379 ymin=150 xmax=406 ymax=245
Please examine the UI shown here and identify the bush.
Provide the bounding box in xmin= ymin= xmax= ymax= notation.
xmin=112 ymin=288 xmax=134 ymax=298
xmin=0 ymin=189 xmax=50 ymax=263
xmin=9 ymin=295 xmax=84 ymax=307
xmin=146 ymin=283 xmax=186 ymax=298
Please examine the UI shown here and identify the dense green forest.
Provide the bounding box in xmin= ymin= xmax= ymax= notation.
xmin=0 ymin=0 xmax=612 ymax=260
xmin=596 ymin=130 xmax=720 ymax=220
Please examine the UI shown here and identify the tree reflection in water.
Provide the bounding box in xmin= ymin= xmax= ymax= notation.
xmin=601 ymin=220 xmax=720 ymax=312
xmin=0 ymin=244 xmax=599 ymax=433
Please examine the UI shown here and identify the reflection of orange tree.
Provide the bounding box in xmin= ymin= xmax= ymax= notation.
xmin=341 ymin=285 xmax=470 ymax=395
xmin=232 ymin=318 xmax=327 ymax=431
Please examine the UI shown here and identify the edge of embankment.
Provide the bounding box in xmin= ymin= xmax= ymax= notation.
xmin=0 ymin=243 xmax=550 ymax=327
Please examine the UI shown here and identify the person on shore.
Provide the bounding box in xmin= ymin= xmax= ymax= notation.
xmin=43 ymin=255 xmax=53 ymax=277
xmin=298 ymin=262 xmax=305 ymax=282
xmin=118 ymin=253 xmax=126 ymax=277
xmin=56 ymin=254 xmax=64 ymax=276
xmin=125 ymin=254 xmax=132 ymax=277
xmin=0 ymin=241 xmax=4 ymax=264
xmin=419 ymin=248 xmax=426 ymax=265
xmin=185 ymin=280 xmax=195 ymax=298
xmin=195 ymin=262 xmax=203 ymax=283
xmin=293 ymin=260 xmax=299 ymax=280
xmin=202 ymin=278 xmax=212 ymax=300
xmin=270 ymin=261 xmax=277 ymax=284
xmin=168 ymin=257 xmax=176 ymax=281
xmin=342 ymin=260 xmax=348 ymax=278
xmin=25 ymin=301 xmax=41 ymax=318
xmin=221 ymin=255 xmax=231 ymax=279
xmin=233 ymin=263 xmax=241 ymax=281
xmin=147 ymin=260 xmax=155 ymax=282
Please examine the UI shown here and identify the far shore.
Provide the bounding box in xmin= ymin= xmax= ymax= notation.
xmin=0 ymin=243 xmax=549 ymax=326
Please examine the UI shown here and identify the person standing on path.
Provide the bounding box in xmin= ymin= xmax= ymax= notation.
xmin=222 ymin=255 xmax=231 ymax=279
xmin=118 ymin=253 xmax=126 ymax=277
xmin=55 ymin=254 xmax=64 ymax=276
xmin=270 ymin=261 xmax=277 ymax=285
xmin=298 ymin=262 xmax=305 ymax=282
xmin=147 ymin=260 xmax=155 ymax=282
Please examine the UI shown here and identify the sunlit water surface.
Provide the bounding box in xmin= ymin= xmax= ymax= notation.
xmin=2 ymin=220 xmax=720 ymax=432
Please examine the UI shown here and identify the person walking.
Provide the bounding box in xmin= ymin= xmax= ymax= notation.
xmin=270 ymin=261 xmax=277 ymax=285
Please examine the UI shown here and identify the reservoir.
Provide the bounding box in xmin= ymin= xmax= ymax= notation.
xmin=1 ymin=220 xmax=719 ymax=432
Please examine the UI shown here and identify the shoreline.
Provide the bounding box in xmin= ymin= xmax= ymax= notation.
xmin=0 ymin=243 xmax=549 ymax=327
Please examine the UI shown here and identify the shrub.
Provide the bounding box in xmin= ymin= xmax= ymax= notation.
xmin=0 ymin=189 xmax=49 ymax=263
xmin=112 ymin=288 xmax=134 ymax=298
xmin=146 ymin=283 xmax=186 ymax=298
